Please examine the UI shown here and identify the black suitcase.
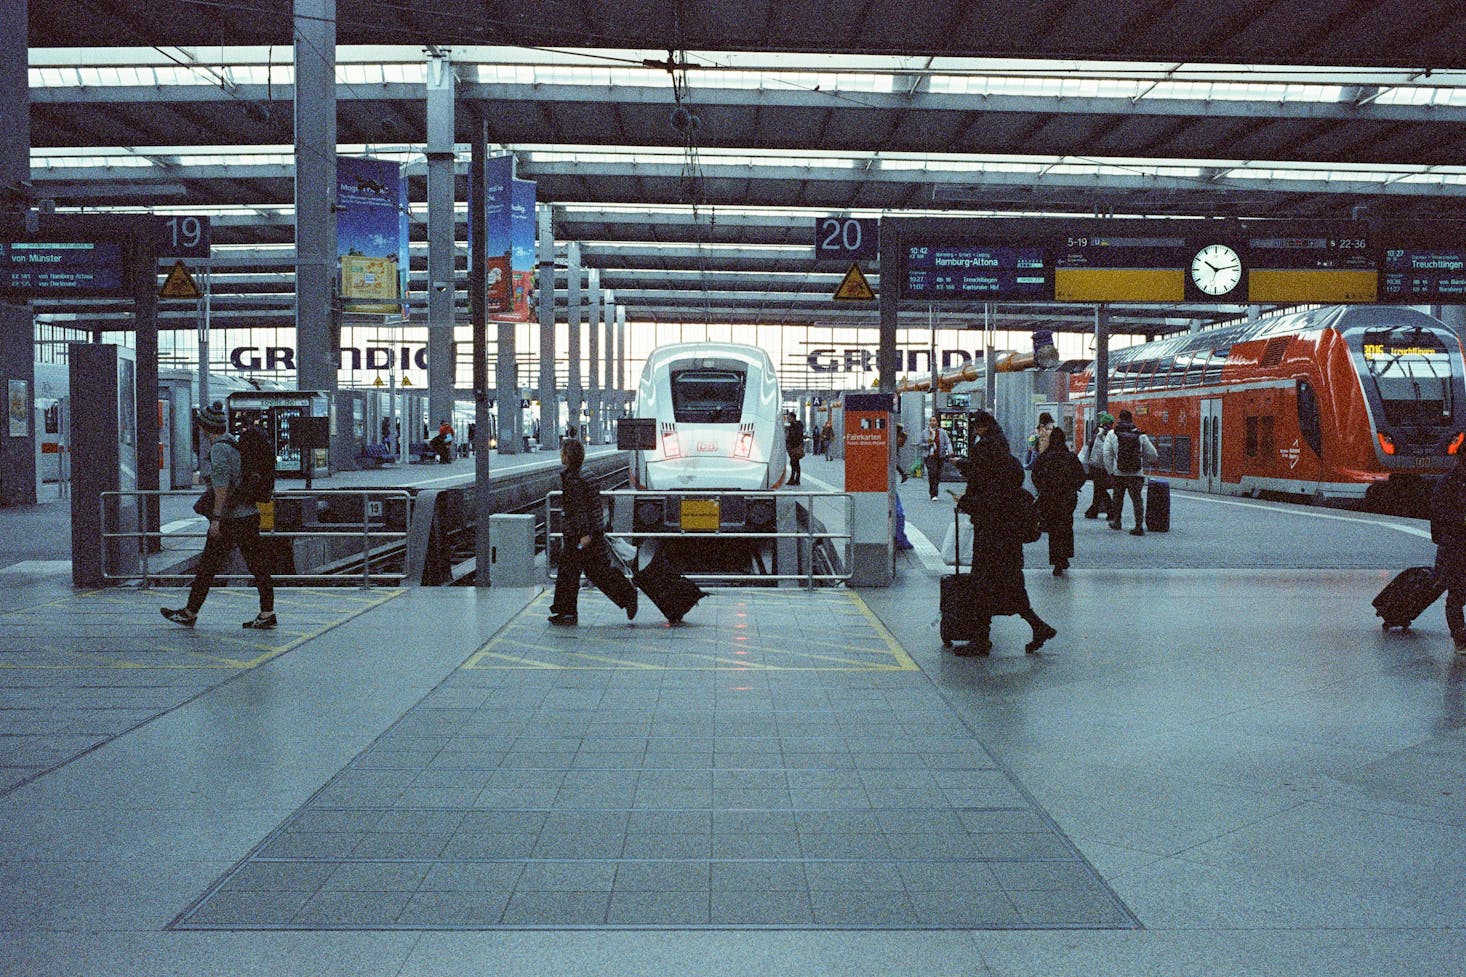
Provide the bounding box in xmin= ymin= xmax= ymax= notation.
xmin=632 ymin=552 xmax=706 ymax=624
xmin=1373 ymin=566 xmax=1445 ymax=631
xmin=581 ymin=539 xmax=639 ymax=611
xmin=941 ymin=510 xmax=989 ymax=647
xmin=1145 ymin=478 xmax=1171 ymax=532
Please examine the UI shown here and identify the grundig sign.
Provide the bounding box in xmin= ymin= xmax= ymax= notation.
xmin=806 ymin=347 xmax=986 ymax=374
xmin=230 ymin=345 xmax=434 ymax=371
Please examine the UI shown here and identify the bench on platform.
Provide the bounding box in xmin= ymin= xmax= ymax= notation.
xmin=356 ymin=442 xmax=396 ymax=468
xmin=408 ymin=441 xmax=440 ymax=463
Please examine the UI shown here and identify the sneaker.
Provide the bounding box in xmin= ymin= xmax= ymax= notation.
xmin=931 ymin=495 xmax=939 ymax=502
xmin=1129 ymin=527 xmax=1145 ymax=536
xmin=242 ymin=611 xmax=277 ymax=630
xmin=547 ymin=613 xmax=578 ymax=626
xmin=626 ymin=591 xmax=639 ymax=621
xmin=1083 ymin=511 xmax=1100 ymax=520
xmin=1052 ymin=566 xmax=1064 ymax=577
xmin=1025 ymin=623 xmax=1057 ymax=654
xmin=1108 ymin=521 xmax=1121 ymax=530
xmin=954 ymin=640 xmax=991 ymax=657
xmin=160 ymin=607 xmax=197 ymax=628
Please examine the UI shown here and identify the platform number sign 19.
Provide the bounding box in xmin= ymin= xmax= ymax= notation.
xmin=156 ymin=215 xmax=211 ymax=259
xmin=814 ymin=217 xmax=879 ymax=263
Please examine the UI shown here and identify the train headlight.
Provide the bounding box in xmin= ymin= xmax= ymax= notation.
xmin=1450 ymin=432 xmax=1466 ymax=456
xmin=1377 ymin=432 xmax=1397 ymax=456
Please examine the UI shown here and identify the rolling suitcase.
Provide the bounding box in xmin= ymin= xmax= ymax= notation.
xmin=1145 ymin=478 xmax=1171 ymax=532
xmin=940 ymin=510 xmax=987 ymax=647
xmin=581 ymin=539 xmax=639 ymax=611
xmin=1372 ymin=566 xmax=1445 ymax=631
xmin=631 ymin=551 xmax=706 ymax=624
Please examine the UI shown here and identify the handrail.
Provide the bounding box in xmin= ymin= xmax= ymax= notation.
xmin=546 ymin=488 xmax=854 ymax=588
xmin=99 ymin=488 xmax=414 ymax=589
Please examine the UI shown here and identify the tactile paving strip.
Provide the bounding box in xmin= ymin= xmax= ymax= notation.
xmin=0 ymin=587 xmax=401 ymax=794
xmin=175 ymin=589 xmax=1136 ymax=930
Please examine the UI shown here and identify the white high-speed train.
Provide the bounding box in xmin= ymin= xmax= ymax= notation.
xmin=630 ymin=342 xmax=789 ymax=491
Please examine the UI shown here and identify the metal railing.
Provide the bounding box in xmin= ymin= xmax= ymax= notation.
xmin=546 ymin=489 xmax=853 ymax=588
xmin=99 ymin=488 xmax=414 ymax=589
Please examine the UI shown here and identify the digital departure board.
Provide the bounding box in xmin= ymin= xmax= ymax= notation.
xmin=1380 ymin=249 xmax=1466 ymax=301
xmin=1247 ymin=235 xmax=1378 ymax=302
xmin=903 ymin=244 xmax=1047 ymax=300
xmin=1 ymin=241 xmax=126 ymax=296
xmin=1054 ymin=236 xmax=1188 ymax=302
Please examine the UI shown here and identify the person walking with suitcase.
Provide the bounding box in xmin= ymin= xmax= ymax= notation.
xmin=548 ymin=439 xmax=638 ymax=625
xmin=921 ymin=414 xmax=953 ymax=502
xmin=1102 ymin=409 xmax=1159 ymax=535
xmin=952 ymin=411 xmax=1056 ymax=656
xmin=161 ymin=401 xmax=276 ymax=630
xmin=1430 ymin=456 xmax=1466 ymax=652
xmin=1031 ymin=427 xmax=1089 ymax=576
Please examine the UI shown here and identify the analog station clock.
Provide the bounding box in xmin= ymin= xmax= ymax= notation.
xmin=1190 ymin=244 xmax=1243 ymax=297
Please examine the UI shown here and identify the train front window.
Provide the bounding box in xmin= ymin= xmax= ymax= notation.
xmin=669 ymin=369 xmax=747 ymax=423
xmin=1361 ymin=329 xmax=1454 ymax=427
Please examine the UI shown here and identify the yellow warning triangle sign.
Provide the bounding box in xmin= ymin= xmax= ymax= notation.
xmin=400 ymin=375 xmax=413 ymax=387
xmin=372 ymin=376 xmax=384 ymax=387
xmin=832 ymin=262 xmax=875 ymax=301
xmin=159 ymin=260 xmax=201 ymax=299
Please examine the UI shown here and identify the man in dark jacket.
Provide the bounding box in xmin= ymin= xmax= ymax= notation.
xmin=549 ymin=439 xmax=638 ymax=625
xmin=785 ymin=411 xmax=806 ymax=486
xmin=954 ymin=411 xmax=1057 ymax=656
xmin=1031 ymin=427 xmax=1089 ymax=576
xmin=1430 ymin=458 xmax=1466 ymax=652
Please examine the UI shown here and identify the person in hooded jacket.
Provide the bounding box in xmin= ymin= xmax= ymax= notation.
xmin=1430 ymin=456 xmax=1466 ymax=653
xmin=1031 ymin=427 xmax=1089 ymax=577
xmin=1080 ymin=413 xmax=1115 ymax=519
xmin=954 ymin=411 xmax=1057 ymax=656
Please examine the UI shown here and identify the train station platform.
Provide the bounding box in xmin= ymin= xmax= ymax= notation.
xmin=1 ymin=453 xmax=1463 ymax=976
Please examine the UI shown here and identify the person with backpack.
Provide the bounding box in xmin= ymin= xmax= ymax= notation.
xmin=784 ymin=411 xmax=806 ymax=486
xmin=1079 ymin=412 xmax=1115 ymax=520
xmin=1102 ymin=408 xmax=1160 ymax=535
xmin=1031 ymin=427 xmax=1089 ymax=576
xmin=952 ymin=410 xmax=1056 ymax=656
xmin=161 ymin=402 xmax=276 ymax=630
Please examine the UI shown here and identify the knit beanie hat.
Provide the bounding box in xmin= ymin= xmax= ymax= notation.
xmin=197 ymin=400 xmax=227 ymax=430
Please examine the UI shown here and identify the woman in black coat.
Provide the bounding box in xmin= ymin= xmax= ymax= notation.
xmin=548 ymin=440 xmax=638 ymax=625
xmin=1030 ymin=427 xmax=1089 ymax=576
xmin=1430 ymin=456 xmax=1466 ymax=652
xmin=955 ymin=412 xmax=1057 ymax=656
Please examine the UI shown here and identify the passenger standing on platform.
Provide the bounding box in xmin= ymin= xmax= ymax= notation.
xmin=1430 ymin=456 xmax=1466 ymax=652
xmin=548 ymin=439 xmax=638 ymax=626
xmin=785 ymin=411 xmax=806 ymax=486
xmin=822 ymin=418 xmax=835 ymax=460
xmin=954 ymin=410 xmax=1056 ymax=655
xmin=1102 ymin=409 xmax=1158 ymax=535
xmin=1079 ymin=412 xmax=1115 ymax=519
xmin=161 ymin=402 xmax=276 ymax=630
xmin=921 ymin=414 xmax=953 ymax=502
xmin=894 ymin=424 xmax=910 ymax=482
xmin=1030 ymin=427 xmax=1088 ymax=576
xmin=1022 ymin=412 xmax=1056 ymax=471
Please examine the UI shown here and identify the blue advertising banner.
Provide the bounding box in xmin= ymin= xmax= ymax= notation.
xmin=337 ymin=156 xmax=407 ymax=313
xmin=505 ymin=177 xmax=537 ymax=321
xmin=478 ymin=155 xmax=515 ymax=313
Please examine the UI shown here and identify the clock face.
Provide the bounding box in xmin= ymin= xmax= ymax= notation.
xmin=1191 ymin=244 xmax=1242 ymax=296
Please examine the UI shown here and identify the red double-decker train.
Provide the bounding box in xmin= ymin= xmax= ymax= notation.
xmin=1068 ymin=305 xmax=1466 ymax=512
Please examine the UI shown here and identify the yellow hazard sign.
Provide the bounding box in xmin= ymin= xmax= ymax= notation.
xmin=372 ymin=376 xmax=385 ymax=387
xmin=159 ymin=260 xmax=201 ymax=299
xmin=833 ymin=262 xmax=875 ymax=301
xmin=400 ymin=375 xmax=413 ymax=387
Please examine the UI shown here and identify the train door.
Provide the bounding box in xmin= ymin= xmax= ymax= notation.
xmin=1200 ymin=397 xmax=1223 ymax=492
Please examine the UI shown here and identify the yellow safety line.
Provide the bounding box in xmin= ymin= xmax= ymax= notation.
xmin=565 ymin=651 xmax=665 ymax=669
xmin=463 ymin=650 xmax=568 ymax=669
xmin=845 ymin=591 xmax=920 ymax=670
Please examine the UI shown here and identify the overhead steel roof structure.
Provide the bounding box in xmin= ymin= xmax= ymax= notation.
xmin=21 ymin=1 xmax=1466 ymax=337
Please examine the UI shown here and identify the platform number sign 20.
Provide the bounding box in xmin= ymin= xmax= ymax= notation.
xmin=814 ymin=217 xmax=879 ymax=263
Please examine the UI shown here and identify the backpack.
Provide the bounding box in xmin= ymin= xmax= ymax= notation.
xmin=1115 ymin=428 xmax=1144 ymax=473
xmin=236 ymin=426 xmax=276 ymax=505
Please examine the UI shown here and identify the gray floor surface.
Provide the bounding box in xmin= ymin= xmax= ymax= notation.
xmin=2 ymin=460 xmax=1464 ymax=975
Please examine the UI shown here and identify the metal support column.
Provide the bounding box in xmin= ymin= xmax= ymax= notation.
xmin=1095 ymin=305 xmax=1111 ymax=415
xmin=537 ymin=205 xmax=556 ymax=445
xmin=603 ymin=289 xmax=616 ymax=429
xmin=425 ymin=49 xmax=456 ymax=440
xmin=0 ymin=0 xmax=34 ymax=505
xmin=587 ymin=267 xmax=601 ymax=444
xmin=566 ymin=241 xmax=583 ymax=439
xmin=470 ymin=112 xmax=493 ymax=585
xmin=133 ymin=231 xmax=160 ymax=548
xmin=616 ymin=304 xmax=627 ymax=411
xmin=293 ymin=0 xmax=338 ymax=464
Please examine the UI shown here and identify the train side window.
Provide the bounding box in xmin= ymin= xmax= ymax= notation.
xmin=1244 ymin=416 xmax=1258 ymax=457
xmin=1153 ymin=434 xmax=1174 ymax=471
xmin=1296 ymin=378 xmax=1323 ymax=456
xmin=1172 ymin=436 xmax=1191 ymax=475
xmin=1259 ymin=415 xmax=1275 ymax=457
